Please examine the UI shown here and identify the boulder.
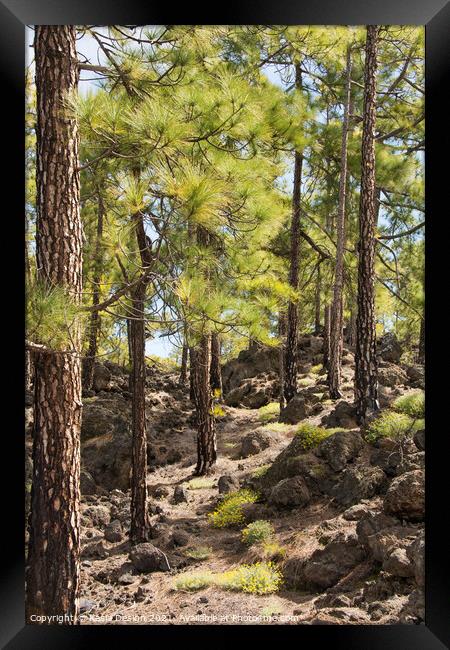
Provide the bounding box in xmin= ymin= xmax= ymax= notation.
xmin=82 ymin=504 xmax=110 ymax=528
xmin=279 ymin=396 xmax=309 ymax=424
xmin=222 ymin=347 xmax=279 ymax=393
xmin=129 ymin=543 xmax=171 ymax=573
xmin=407 ymin=531 xmax=424 ymax=587
xmin=303 ymin=539 xmax=366 ymax=589
xmin=317 ymin=430 xmax=365 ymax=471
xmin=382 ymin=547 xmax=414 ymax=578
xmin=104 ymin=519 xmax=123 ymax=543
xmin=332 ymin=466 xmax=388 ymax=507
xmin=92 ymin=363 xmax=112 ymax=392
xmin=309 ymin=608 xmax=370 ymax=625
xmin=260 ymin=435 xmax=321 ymax=488
xmin=218 ymin=475 xmax=240 ymax=494
xmin=241 ymin=430 xmax=272 ymax=457
xmin=268 ymin=476 xmax=310 ymax=508
xmin=404 ymin=364 xmax=425 ymax=389
xmin=413 ymin=429 xmax=425 ymax=451
xmin=356 ymin=511 xmax=419 ymax=564
xmin=173 ymin=485 xmax=189 ymax=504
xmin=378 ymin=333 xmax=402 ymax=364
xmin=321 ymin=400 xmax=358 ymax=429
xmin=378 ymin=363 xmax=408 ymax=388
xmin=383 ymin=470 xmax=425 ymax=521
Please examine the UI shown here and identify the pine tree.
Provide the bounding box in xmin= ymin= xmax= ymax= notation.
xmin=354 ymin=26 xmax=381 ymax=422
xmin=26 ymin=25 xmax=82 ymax=624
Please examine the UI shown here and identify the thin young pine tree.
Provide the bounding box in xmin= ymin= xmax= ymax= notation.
xmin=210 ymin=333 xmax=223 ymax=397
xmin=354 ymin=26 xmax=380 ymax=422
xmin=283 ymin=64 xmax=303 ymax=405
xmin=26 ymin=25 xmax=82 ymax=624
xmin=328 ymin=46 xmax=353 ymax=399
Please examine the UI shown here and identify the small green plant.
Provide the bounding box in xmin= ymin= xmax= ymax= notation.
xmin=174 ymin=571 xmax=214 ymax=591
xmin=298 ymin=377 xmax=314 ymax=387
xmin=218 ymin=562 xmax=283 ymax=595
xmin=261 ymin=602 xmax=284 ymax=617
xmin=310 ymin=363 xmax=323 ymax=374
xmin=241 ymin=520 xmax=274 ymax=546
xmin=260 ymin=541 xmax=286 ymax=562
xmin=208 ymin=489 xmax=259 ymax=528
xmin=366 ymin=410 xmax=424 ymax=443
xmin=184 ymin=546 xmax=212 ymax=561
xmin=392 ymin=391 xmax=425 ymax=419
xmin=258 ymin=402 xmax=280 ymax=423
xmin=186 ymin=477 xmax=216 ymax=490
xmin=295 ymin=423 xmax=332 ymax=451
xmin=251 ymin=464 xmax=270 ymax=479
xmin=261 ymin=422 xmax=294 ymax=434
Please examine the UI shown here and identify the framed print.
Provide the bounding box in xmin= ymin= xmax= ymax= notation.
xmin=1 ymin=0 xmax=449 ymax=647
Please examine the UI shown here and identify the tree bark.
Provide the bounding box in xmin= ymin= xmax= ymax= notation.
xmin=283 ymin=64 xmax=303 ymax=405
xmin=354 ymin=26 xmax=380 ymax=423
xmin=129 ymin=279 xmax=150 ymax=543
xmin=210 ymin=333 xmax=223 ymax=397
xmin=323 ymin=304 xmax=331 ymax=370
xmin=314 ymin=264 xmax=322 ymax=335
xmin=278 ymin=313 xmax=286 ymax=411
xmin=179 ymin=339 xmax=188 ymax=386
xmin=82 ymin=191 xmax=104 ymax=392
xmin=328 ymin=46 xmax=353 ymax=399
xmin=194 ymin=226 xmax=216 ymax=474
xmin=26 ymin=26 xmax=82 ymax=624
xmin=189 ymin=346 xmax=197 ymax=402
xmin=418 ymin=318 xmax=425 ymax=364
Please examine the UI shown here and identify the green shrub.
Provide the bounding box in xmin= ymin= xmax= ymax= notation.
xmin=208 ymin=489 xmax=259 ymax=528
xmin=295 ymin=423 xmax=332 ymax=451
xmin=186 ymin=477 xmax=216 ymax=490
xmin=261 ymin=422 xmax=294 ymax=434
xmin=173 ymin=562 xmax=283 ymax=596
xmin=392 ymin=391 xmax=425 ymax=419
xmin=298 ymin=377 xmax=314 ymax=387
xmin=310 ymin=363 xmax=323 ymax=374
xmin=366 ymin=410 xmax=424 ymax=443
xmin=218 ymin=562 xmax=283 ymax=595
xmin=251 ymin=464 xmax=270 ymax=479
xmin=174 ymin=571 xmax=214 ymax=591
xmin=260 ymin=541 xmax=286 ymax=562
xmin=261 ymin=602 xmax=284 ymax=617
xmin=258 ymin=402 xmax=280 ymax=423
xmin=184 ymin=546 xmax=212 ymax=561
xmin=241 ymin=520 xmax=274 ymax=546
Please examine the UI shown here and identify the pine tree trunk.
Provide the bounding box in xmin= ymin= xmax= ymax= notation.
xmin=179 ymin=340 xmax=188 ymax=386
xmin=314 ymin=264 xmax=322 ymax=335
xmin=26 ymin=26 xmax=82 ymax=624
xmin=82 ymin=192 xmax=104 ymax=392
xmin=189 ymin=347 xmax=197 ymax=402
xmin=194 ymin=226 xmax=216 ymax=474
xmin=323 ymin=304 xmax=331 ymax=370
xmin=278 ymin=313 xmax=286 ymax=411
xmin=129 ymin=279 xmax=150 ymax=542
xmin=354 ymin=26 xmax=380 ymax=423
xmin=418 ymin=318 xmax=425 ymax=364
xmin=284 ymin=64 xmax=303 ymax=405
xmin=210 ymin=333 xmax=223 ymax=397
xmin=194 ymin=333 xmax=217 ymax=474
xmin=328 ymin=46 xmax=353 ymax=400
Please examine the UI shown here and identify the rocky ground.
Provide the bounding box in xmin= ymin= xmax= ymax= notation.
xmin=25 ymin=333 xmax=425 ymax=625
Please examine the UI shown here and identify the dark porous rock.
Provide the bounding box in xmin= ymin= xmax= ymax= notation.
xmin=382 ymin=547 xmax=414 ymax=578
xmin=149 ymin=485 xmax=170 ymax=499
xmin=166 ymin=450 xmax=182 ymax=465
xmin=260 ymin=433 xmax=319 ymax=488
xmin=82 ymin=504 xmax=110 ymax=528
xmin=241 ymin=430 xmax=272 ymax=457
xmin=396 ymin=451 xmax=424 ymax=475
xmin=317 ymin=430 xmax=365 ymax=471
xmin=309 ymin=607 xmax=370 ymax=625
xmin=321 ymin=400 xmax=358 ymax=429
xmin=404 ymin=364 xmax=425 ymax=389
xmin=82 ymin=540 xmax=109 ymax=559
xmin=170 ymin=529 xmax=190 ymax=548
xmin=332 ymin=466 xmax=388 ymax=507
xmin=104 ymin=519 xmax=123 ymax=543
xmin=315 ymin=593 xmax=352 ymax=609
xmin=303 ymin=539 xmax=366 ymax=589
xmin=129 ymin=543 xmax=171 ymax=573
xmin=407 ymin=530 xmax=424 ymax=587
xmin=279 ymin=396 xmax=309 ymax=424
xmin=268 ymin=476 xmax=310 ymax=508
xmin=92 ymin=363 xmax=112 ymax=392
xmin=218 ymin=475 xmax=240 ymax=494
xmin=342 ymin=503 xmax=372 ymax=521
xmin=378 ymin=363 xmax=408 ymax=388
xmin=173 ymin=484 xmax=188 ymax=504
xmin=413 ymin=429 xmax=425 ymax=451
xmin=281 ymin=453 xmax=335 ymax=495
xmin=356 ymin=511 xmax=419 ymax=564
xmin=398 ymin=588 xmax=425 ymax=624
xmin=377 ymin=332 xmax=402 ymax=364
xmin=221 ymin=347 xmax=280 ymax=394
xmin=383 ymin=470 xmax=425 ymax=521
xmin=80 ymin=469 xmax=97 ymax=495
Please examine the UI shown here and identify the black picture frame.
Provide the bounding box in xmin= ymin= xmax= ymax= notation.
xmin=1 ymin=0 xmax=448 ymax=647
